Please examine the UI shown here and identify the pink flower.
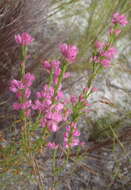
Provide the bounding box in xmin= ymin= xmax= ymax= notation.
xmin=51 ymin=60 xmax=60 ymax=69
xmin=71 ymin=138 xmax=79 ymax=146
xmin=42 ymin=60 xmax=51 ymax=71
xmin=43 ymin=60 xmax=61 ymax=73
xmin=90 ymin=56 xmax=100 ymax=63
xmin=16 ymin=91 xmax=23 ymax=98
xmin=55 ymin=103 xmax=64 ymax=111
xmin=112 ymin=13 xmax=128 ymax=27
xmin=70 ymin=122 xmax=77 ymax=128
xmin=57 ymin=91 xmax=64 ymax=99
xmin=83 ymin=88 xmax=89 ymax=94
xmin=15 ymin=32 xmax=34 ymax=45
xmin=9 ymin=79 xmax=24 ymax=93
xmin=36 ymin=91 xmax=42 ymax=99
xmin=49 ymin=112 xmax=62 ymax=122
xmin=109 ymin=28 xmax=121 ymax=36
xmin=53 ymin=77 xmax=58 ymax=85
xmin=84 ymin=102 xmax=92 ymax=107
xmin=32 ymin=100 xmax=42 ymax=110
xmin=59 ymin=43 xmax=78 ymax=62
xmin=47 ymin=142 xmax=58 ymax=149
xmin=79 ymin=95 xmax=84 ymax=102
xmin=21 ymin=100 xmax=32 ymax=109
xmin=113 ymin=29 xmax=121 ymax=36
xmin=54 ymin=67 xmax=61 ymax=77
xmin=101 ymin=47 xmax=117 ymax=59
xmin=65 ymin=126 xmax=71 ymax=132
xmin=91 ymin=87 xmax=99 ymax=92
xmin=64 ymin=72 xmax=71 ymax=79
xmin=101 ymin=59 xmax=111 ymax=68
xmin=63 ymin=123 xmax=80 ymax=149
xmin=73 ymin=129 xmax=80 ymax=136
xmin=95 ymin=41 xmax=105 ymax=49
xmin=41 ymin=118 xmax=46 ymax=128
xmin=13 ymin=102 xmax=21 ymax=110
xmin=48 ymin=122 xmax=58 ymax=132
xmin=43 ymin=85 xmax=54 ymax=98
xmin=64 ymin=143 xmax=69 ymax=149
xmin=70 ymin=95 xmax=78 ymax=104
xmin=23 ymin=73 xmax=35 ymax=87
xmin=44 ymin=99 xmax=52 ymax=106
xmin=24 ymin=88 xmax=31 ymax=98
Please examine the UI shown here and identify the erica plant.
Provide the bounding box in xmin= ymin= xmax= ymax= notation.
xmin=0 ymin=12 xmax=128 ymax=189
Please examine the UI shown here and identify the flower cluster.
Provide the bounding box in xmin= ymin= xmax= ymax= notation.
xmin=43 ymin=60 xmax=70 ymax=85
xmin=93 ymin=36 xmax=118 ymax=67
xmin=43 ymin=60 xmax=61 ymax=84
xmin=59 ymin=43 xmax=78 ymax=62
xmin=72 ymin=88 xmax=92 ymax=112
xmin=9 ymin=73 xmax=35 ymax=116
xmin=64 ymin=123 xmax=80 ymax=148
xmin=93 ymin=41 xmax=118 ymax=68
xmin=43 ymin=60 xmax=60 ymax=73
xmin=33 ymin=85 xmax=66 ymax=132
xmin=15 ymin=32 xmax=34 ymax=46
xmin=63 ymin=88 xmax=94 ymax=149
xmin=37 ymin=44 xmax=81 ymax=147
xmin=112 ymin=12 xmax=128 ymax=27
xmin=101 ymin=46 xmax=118 ymax=67
xmin=109 ymin=13 xmax=128 ymax=37
xmin=91 ymin=13 xmax=128 ymax=68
